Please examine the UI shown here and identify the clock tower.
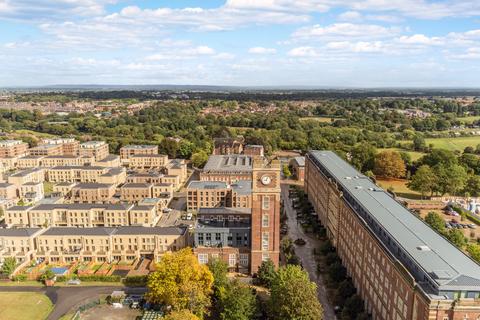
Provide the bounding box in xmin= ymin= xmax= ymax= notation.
xmin=251 ymin=156 xmax=281 ymax=273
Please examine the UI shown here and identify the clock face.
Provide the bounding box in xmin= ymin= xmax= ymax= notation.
xmin=261 ymin=175 xmax=272 ymax=185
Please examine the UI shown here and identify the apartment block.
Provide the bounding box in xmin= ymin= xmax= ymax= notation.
xmin=4 ymin=202 xmax=163 ymax=228
xmin=0 ymin=228 xmax=43 ymax=264
xmin=17 ymin=155 xmax=44 ymax=169
xmin=19 ymin=182 xmax=44 ymax=203
xmin=200 ymin=155 xmax=253 ymax=183
xmin=95 ymin=154 xmax=121 ymax=168
xmin=120 ymin=145 xmax=158 ymax=162
xmin=0 ymin=183 xmax=17 ymax=199
xmin=79 ymin=141 xmax=109 ymax=161
xmin=213 ymin=137 xmax=244 ymax=155
xmin=70 ymin=183 xmax=116 ymax=203
xmin=0 ymin=140 xmax=29 ymax=158
xmin=193 ymin=157 xmax=280 ymax=274
xmin=187 ymin=180 xmax=252 ymax=211
xmin=8 ymin=168 xmax=45 ymax=187
xmin=52 ymin=182 xmax=76 ymax=197
xmin=243 ymin=145 xmax=264 ymax=157
xmin=47 ymin=166 xmax=125 ymax=185
xmin=126 ymin=172 xmax=164 ymax=184
xmin=32 ymin=226 xmax=187 ymax=263
xmin=29 ymin=144 xmax=63 ymax=156
xmin=305 ymin=150 xmax=480 ymax=320
xmin=40 ymin=138 xmax=80 ymax=156
xmin=165 ymin=159 xmax=188 ymax=183
xmin=120 ymin=183 xmax=153 ymax=202
xmin=40 ymin=155 xmax=94 ymax=167
xmin=129 ymin=154 xmax=168 ymax=170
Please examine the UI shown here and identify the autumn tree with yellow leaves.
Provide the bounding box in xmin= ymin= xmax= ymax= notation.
xmin=146 ymin=248 xmax=214 ymax=317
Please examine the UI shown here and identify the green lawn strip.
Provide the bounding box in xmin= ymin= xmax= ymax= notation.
xmin=0 ymin=292 xmax=53 ymax=320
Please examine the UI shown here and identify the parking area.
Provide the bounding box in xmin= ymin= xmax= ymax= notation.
xmin=79 ymin=305 xmax=141 ymax=320
xmin=418 ymin=209 xmax=480 ymax=240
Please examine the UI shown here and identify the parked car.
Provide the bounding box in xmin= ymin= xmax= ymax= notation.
xmin=186 ymin=213 xmax=193 ymax=220
xmin=66 ymin=279 xmax=81 ymax=285
xmin=468 ymin=224 xmax=477 ymax=229
xmin=162 ymin=208 xmax=172 ymax=213
xmin=294 ymin=238 xmax=306 ymax=245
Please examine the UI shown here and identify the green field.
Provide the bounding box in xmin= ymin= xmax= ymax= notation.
xmin=458 ymin=116 xmax=480 ymax=124
xmin=377 ymin=178 xmax=421 ymax=199
xmin=425 ymin=136 xmax=480 ymax=151
xmin=299 ymin=116 xmax=343 ymax=123
xmin=0 ymin=292 xmax=53 ymax=320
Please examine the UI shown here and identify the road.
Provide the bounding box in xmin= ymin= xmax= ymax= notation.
xmin=0 ymin=286 xmax=146 ymax=320
xmin=281 ymin=183 xmax=336 ymax=320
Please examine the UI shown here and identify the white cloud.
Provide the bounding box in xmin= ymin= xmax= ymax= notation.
xmin=248 ymin=47 xmax=277 ymax=54
xmin=287 ymin=46 xmax=318 ymax=57
xmin=338 ymin=11 xmax=363 ymax=21
xmin=397 ymin=34 xmax=444 ymax=45
xmin=292 ymin=23 xmax=401 ymax=40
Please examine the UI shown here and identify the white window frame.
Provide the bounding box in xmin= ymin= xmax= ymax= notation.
xmin=262 ymin=214 xmax=269 ymax=227
xmin=262 ymin=196 xmax=270 ymax=210
xmin=228 ymin=254 xmax=236 ymax=267
xmin=198 ymin=253 xmax=208 ymax=264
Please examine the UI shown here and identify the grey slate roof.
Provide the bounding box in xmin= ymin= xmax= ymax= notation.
xmin=292 ymin=156 xmax=305 ymax=167
xmin=203 ymin=155 xmax=252 ymax=172
xmin=0 ymin=228 xmax=41 ymax=237
xmin=42 ymin=227 xmax=117 ymax=236
xmin=188 ymin=181 xmax=227 ymax=190
xmin=115 ymin=226 xmax=187 ymax=236
xmin=230 ymin=180 xmax=252 ymax=196
xmin=198 ymin=207 xmax=251 ymax=215
xmin=308 ymin=150 xmax=480 ymax=294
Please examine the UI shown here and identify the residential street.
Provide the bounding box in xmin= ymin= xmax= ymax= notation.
xmin=0 ymin=286 xmax=146 ymax=320
xmin=281 ymin=183 xmax=336 ymax=320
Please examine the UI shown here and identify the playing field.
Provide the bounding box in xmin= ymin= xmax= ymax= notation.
xmin=425 ymin=136 xmax=480 ymax=152
xmin=0 ymin=292 xmax=53 ymax=320
xmin=377 ymin=178 xmax=421 ymax=199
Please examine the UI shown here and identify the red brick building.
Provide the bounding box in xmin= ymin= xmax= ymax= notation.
xmin=305 ymin=151 xmax=480 ymax=320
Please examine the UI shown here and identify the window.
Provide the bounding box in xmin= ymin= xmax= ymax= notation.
xmin=228 ymin=254 xmax=236 ymax=267
xmin=198 ymin=254 xmax=208 ymax=264
xmin=240 ymin=254 xmax=249 ymax=266
xmin=262 ymin=196 xmax=270 ymax=210
xmin=262 ymin=232 xmax=269 ymax=251
xmin=262 ymin=214 xmax=269 ymax=227
xmin=262 ymin=253 xmax=270 ymax=262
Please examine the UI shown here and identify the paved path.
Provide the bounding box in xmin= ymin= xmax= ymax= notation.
xmin=281 ymin=183 xmax=336 ymax=320
xmin=0 ymin=286 xmax=146 ymax=320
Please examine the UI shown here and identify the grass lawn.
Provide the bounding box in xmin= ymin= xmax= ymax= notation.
xmin=0 ymin=292 xmax=53 ymax=320
xmin=299 ymin=116 xmax=343 ymax=123
xmin=377 ymin=178 xmax=422 ymax=200
xmin=379 ymin=148 xmax=425 ymax=161
xmin=458 ymin=115 xmax=480 ymax=124
xmin=425 ymin=136 xmax=480 ymax=152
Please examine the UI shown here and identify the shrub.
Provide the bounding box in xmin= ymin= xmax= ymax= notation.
xmin=123 ymin=275 xmax=147 ymax=287
xmin=12 ymin=274 xmax=27 ymax=282
xmin=78 ymin=275 xmax=121 ymax=282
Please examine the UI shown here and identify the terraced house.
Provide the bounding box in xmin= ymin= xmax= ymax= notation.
xmin=305 ymin=151 xmax=480 ymax=320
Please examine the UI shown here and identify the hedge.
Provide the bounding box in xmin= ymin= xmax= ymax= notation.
xmin=12 ymin=274 xmax=27 ymax=281
xmin=123 ymin=275 xmax=148 ymax=287
xmin=78 ymin=275 xmax=121 ymax=282
xmin=452 ymin=205 xmax=480 ymax=226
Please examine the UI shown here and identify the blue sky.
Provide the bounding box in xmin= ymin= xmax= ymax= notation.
xmin=1 ymin=0 xmax=480 ymax=87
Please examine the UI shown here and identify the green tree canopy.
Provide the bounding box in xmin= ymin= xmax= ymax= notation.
xmin=269 ymin=265 xmax=323 ymax=320
xmin=218 ymin=280 xmax=257 ymax=320
xmin=408 ymin=165 xmax=436 ymax=198
xmin=424 ymin=212 xmax=445 ymax=233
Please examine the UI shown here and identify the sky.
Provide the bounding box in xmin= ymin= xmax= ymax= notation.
xmin=1 ymin=0 xmax=480 ymax=87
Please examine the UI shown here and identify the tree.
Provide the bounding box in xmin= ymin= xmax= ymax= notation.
xmin=256 ymin=259 xmax=276 ymax=288
xmin=413 ymin=134 xmax=426 ymax=151
xmin=424 ymin=212 xmax=445 ymax=233
xmin=164 ymin=310 xmax=200 ymax=320
xmin=333 ymin=279 xmax=356 ymax=307
xmin=146 ymin=248 xmax=213 ymax=317
xmin=433 ymin=164 xmax=468 ymax=196
xmin=465 ymin=175 xmax=480 ymax=197
xmin=350 ymin=142 xmax=376 ymax=172
xmin=218 ymin=280 xmax=257 ymax=320
xmin=269 ymin=265 xmax=323 ymax=320
xmin=408 ymin=165 xmax=436 ymax=198
xmin=207 ymin=258 xmax=229 ymax=298
xmin=340 ymin=294 xmax=365 ymax=320
xmin=282 ymin=164 xmax=292 ymax=178
xmin=420 ymin=149 xmax=458 ymax=167
xmin=191 ymin=151 xmax=209 ymax=168
xmin=467 ymin=244 xmax=480 ymax=263
xmin=1 ymin=257 xmax=17 ymax=276
xmin=373 ymin=151 xmax=406 ymax=179
xmin=446 ymin=229 xmax=467 ymax=248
